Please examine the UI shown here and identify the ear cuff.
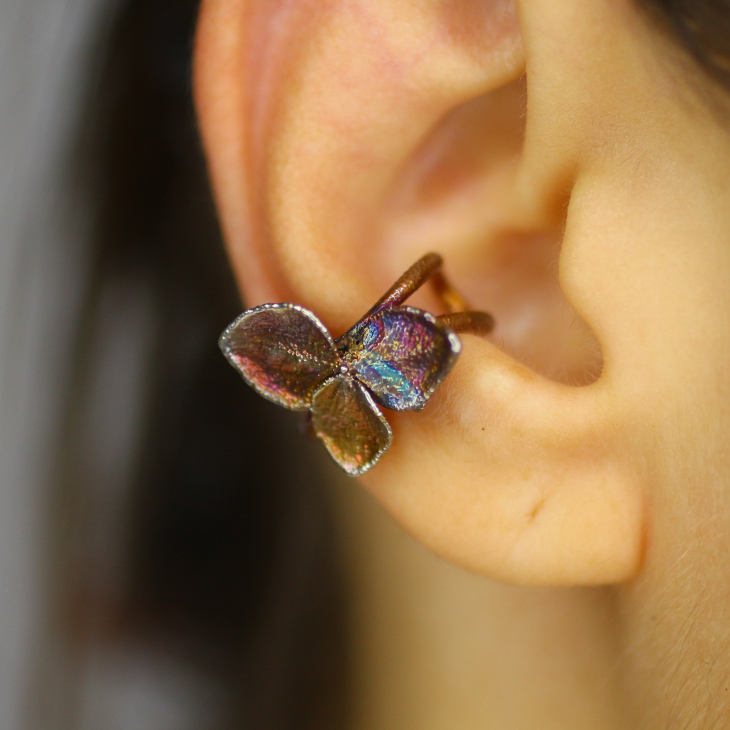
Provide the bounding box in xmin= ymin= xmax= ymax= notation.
xmin=219 ymin=253 xmax=494 ymax=474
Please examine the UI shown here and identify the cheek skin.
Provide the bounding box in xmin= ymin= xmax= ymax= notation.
xmin=568 ymin=148 xmax=730 ymax=724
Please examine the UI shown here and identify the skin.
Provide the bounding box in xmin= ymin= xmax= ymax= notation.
xmin=194 ymin=0 xmax=730 ymax=726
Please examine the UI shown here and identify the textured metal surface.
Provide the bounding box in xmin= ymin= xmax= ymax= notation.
xmin=337 ymin=306 xmax=461 ymax=411
xmin=217 ymin=253 xmax=493 ymax=474
xmin=363 ymin=252 xmax=442 ymax=318
xmin=310 ymin=376 xmax=393 ymax=475
xmin=437 ymin=311 xmax=495 ymax=336
xmin=219 ymin=304 xmax=339 ymax=410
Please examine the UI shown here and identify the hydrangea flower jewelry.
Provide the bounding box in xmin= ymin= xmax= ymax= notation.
xmin=219 ymin=253 xmax=494 ymax=475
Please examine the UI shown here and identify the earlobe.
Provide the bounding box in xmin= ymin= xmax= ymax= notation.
xmin=373 ymin=341 xmax=644 ymax=585
xmin=194 ymin=0 xmax=645 ymax=586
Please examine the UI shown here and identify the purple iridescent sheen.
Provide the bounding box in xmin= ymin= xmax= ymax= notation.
xmin=336 ymin=306 xmax=460 ymax=411
xmin=219 ymin=304 xmax=339 ymax=410
xmin=219 ymin=261 xmax=463 ymax=475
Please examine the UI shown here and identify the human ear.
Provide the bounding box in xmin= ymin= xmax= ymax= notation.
xmin=193 ymin=0 xmax=644 ymax=585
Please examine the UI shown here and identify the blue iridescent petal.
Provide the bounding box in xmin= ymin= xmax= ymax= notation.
xmin=352 ymin=360 xmax=416 ymax=410
xmin=337 ymin=306 xmax=461 ymax=411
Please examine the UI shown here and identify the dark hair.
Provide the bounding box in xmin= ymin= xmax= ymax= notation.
xmin=638 ymin=0 xmax=730 ymax=89
xmin=51 ymin=1 xmax=348 ymax=728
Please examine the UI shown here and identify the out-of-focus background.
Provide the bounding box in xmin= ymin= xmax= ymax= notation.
xmin=0 ymin=1 xmax=349 ymax=727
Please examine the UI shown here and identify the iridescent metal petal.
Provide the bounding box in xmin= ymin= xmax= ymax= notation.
xmin=219 ymin=303 xmax=340 ymax=411
xmin=337 ymin=306 xmax=461 ymax=411
xmin=310 ymin=375 xmax=393 ymax=475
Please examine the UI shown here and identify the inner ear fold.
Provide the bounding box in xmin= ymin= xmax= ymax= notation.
xmin=382 ymin=76 xmax=603 ymax=385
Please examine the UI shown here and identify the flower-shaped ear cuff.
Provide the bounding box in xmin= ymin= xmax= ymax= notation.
xmin=219 ymin=253 xmax=494 ymax=475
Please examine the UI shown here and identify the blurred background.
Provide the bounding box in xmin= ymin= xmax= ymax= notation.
xmin=0 ymin=0 xmax=349 ymax=727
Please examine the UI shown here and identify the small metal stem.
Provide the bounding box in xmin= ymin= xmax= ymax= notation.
xmin=430 ymin=270 xmax=470 ymax=313
xmin=437 ymin=311 xmax=495 ymax=336
xmin=362 ymin=252 xmax=495 ymax=337
xmin=365 ymin=252 xmax=443 ymax=317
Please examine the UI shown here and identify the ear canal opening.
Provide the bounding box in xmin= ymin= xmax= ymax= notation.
xmin=457 ymin=226 xmax=604 ymax=386
xmin=381 ymin=75 xmax=603 ymax=386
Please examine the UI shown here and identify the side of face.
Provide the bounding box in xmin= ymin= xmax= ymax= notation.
xmin=194 ymin=0 xmax=730 ymax=721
